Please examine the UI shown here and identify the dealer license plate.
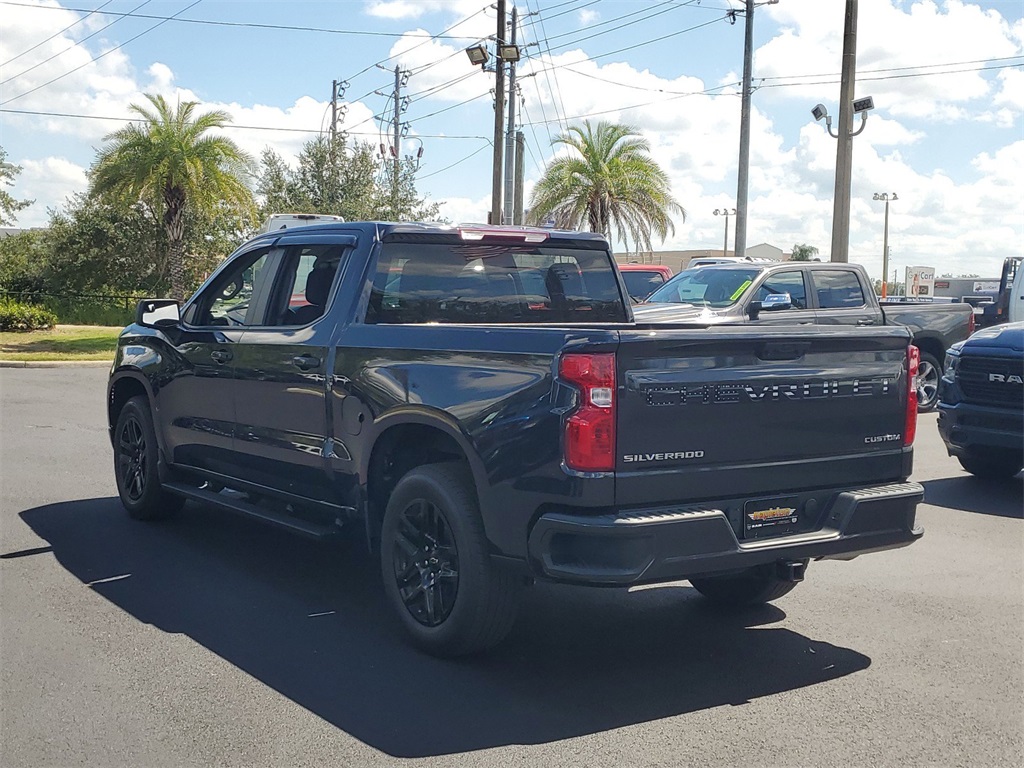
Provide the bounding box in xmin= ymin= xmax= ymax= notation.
xmin=743 ymin=496 xmax=800 ymax=539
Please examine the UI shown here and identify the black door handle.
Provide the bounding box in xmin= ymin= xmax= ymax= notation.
xmin=210 ymin=349 xmax=232 ymax=364
xmin=292 ymin=355 xmax=321 ymax=371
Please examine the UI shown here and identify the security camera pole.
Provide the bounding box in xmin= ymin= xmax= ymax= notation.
xmin=830 ymin=0 xmax=859 ymax=263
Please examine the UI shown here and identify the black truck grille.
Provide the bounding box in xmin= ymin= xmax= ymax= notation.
xmin=958 ymin=356 xmax=1024 ymax=407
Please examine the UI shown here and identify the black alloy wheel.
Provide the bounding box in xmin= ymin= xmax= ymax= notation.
xmin=380 ymin=463 xmax=523 ymax=656
xmin=392 ymin=499 xmax=460 ymax=627
xmin=113 ymin=396 xmax=184 ymax=520
xmin=117 ymin=414 xmax=148 ymax=502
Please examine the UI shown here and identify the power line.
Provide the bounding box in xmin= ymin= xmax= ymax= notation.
xmin=0 ymin=0 xmax=115 ymax=67
xmin=0 ymin=106 xmax=493 ymax=140
xmin=545 ymin=0 xmax=701 ymax=52
xmin=1 ymin=0 xmax=201 ymax=106
xmin=518 ymin=78 xmax=746 ymax=127
xmin=0 ymin=1 xmax=486 ymax=41
xmin=561 ymin=64 xmax=742 ymax=95
xmin=0 ymin=0 xmax=153 ymax=87
xmin=522 ymin=0 xmax=569 ymax=133
xmin=335 ymin=4 xmax=492 ymax=88
xmin=417 ymin=142 xmax=492 ymax=180
xmin=758 ymin=61 xmax=1023 ymax=89
xmin=759 ymin=54 xmax=1024 ymax=83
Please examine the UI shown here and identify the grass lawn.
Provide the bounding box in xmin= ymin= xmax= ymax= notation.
xmin=0 ymin=325 xmax=122 ymax=361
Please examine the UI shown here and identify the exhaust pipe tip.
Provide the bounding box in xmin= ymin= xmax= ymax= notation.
xmin=777 ymin=559 xmax=807 ymax=583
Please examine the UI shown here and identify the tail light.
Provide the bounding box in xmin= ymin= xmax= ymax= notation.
xmin=905 ymin=345 xmax=919 ymax=446
xmin=559 ymin=352 xmax=616 ymax=471
xmin=967 ymin=310 xmax=976 ymax=336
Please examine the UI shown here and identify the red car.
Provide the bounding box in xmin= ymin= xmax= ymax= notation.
xmin=617 ymin=263 xmax=674 ymax=301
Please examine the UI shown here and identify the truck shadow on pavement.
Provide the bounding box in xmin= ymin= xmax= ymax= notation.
xmin=922 ymin=475 xmax=1023 ymax=519
xmin=18 ymin=498 xmax=871 ymax=758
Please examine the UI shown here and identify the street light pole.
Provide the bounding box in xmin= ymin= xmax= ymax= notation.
xmin=714 ymin=208 xmax=736 ymax=257
xmin=872 ymin=192 xmax=897 ymax=298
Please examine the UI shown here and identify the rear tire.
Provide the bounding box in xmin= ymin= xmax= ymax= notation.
xmin=690 ymin=562 xmax=801 ymax=606
xmin=957 ymin=449 xmax=1023 ymax=479
xmin=915 ymin=350 xmax=941 ymax=412
xmin=113 ymin=396 xmax=185 ymax=520
xmin=380 ymin=463 xmax=522 ymax=657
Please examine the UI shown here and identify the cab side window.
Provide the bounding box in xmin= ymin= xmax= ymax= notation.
xmin=187 ymin=248 xmax=272 ymax=327
xmin=756 ymin=270 xmax=808 ymax=309
xmin=262 ymin=244 xmax=347 ymax=327
xmin=814 ymin=270 xmax=866 ymax=308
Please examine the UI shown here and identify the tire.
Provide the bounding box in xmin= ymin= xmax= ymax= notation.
xmin=380 ymin=463 xmax=523 ymax=657
xmin=113 ymin=396 xmax=185 ymax=520
xmin=690 ymin=562 xmax=802 ymax=606
xmin=957 ymin=449 xmax=1023 ymax=479
xmin=915 ymin=350 xmax=941 ymax=413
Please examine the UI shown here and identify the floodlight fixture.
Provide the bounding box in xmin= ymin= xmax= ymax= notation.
xmin=498 ymin=43 xmax=521 ymax=62
xmin=811 ymin=103 xmax=828 ymax=122
xmin=465 ymin=45 xmax=489 ymax=66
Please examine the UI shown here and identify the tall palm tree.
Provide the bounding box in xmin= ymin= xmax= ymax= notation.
xmin=91 ymin=94 xmax=253 ymax=300
xmin=526 ymin=120 xmax=685 ymax=255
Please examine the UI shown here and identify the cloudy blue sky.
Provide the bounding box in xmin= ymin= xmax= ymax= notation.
xmin=1 ymin=0 xmax=1021 ymax=279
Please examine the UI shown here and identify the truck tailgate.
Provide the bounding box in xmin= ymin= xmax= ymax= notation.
xmin=615 ymin=325 xmax=913 ymax=507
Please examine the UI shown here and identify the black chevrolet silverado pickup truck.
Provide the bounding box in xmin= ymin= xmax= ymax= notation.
xmin=937 ymin=321 xmax=1024 ymax=478
xmin=631 ymin=261 xmax=974 ymax=411
xmin=109 ymin=222 xmax=924 ymax=656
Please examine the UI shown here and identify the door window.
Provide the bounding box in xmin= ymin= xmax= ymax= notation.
xmin=261 ymin=244 xmax=348 ymax=327
xmin=756 ymin=271 xmax=809 ymax=309
xmin=186 ymin=248 xmax=273 ymax=327
xmin=813 ymin=270 xmax=866 ymax=308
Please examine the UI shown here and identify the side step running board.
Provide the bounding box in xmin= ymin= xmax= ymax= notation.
xmin=164 ymin=482 xmax=342 ymax=539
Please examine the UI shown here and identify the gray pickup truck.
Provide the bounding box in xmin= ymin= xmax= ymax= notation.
xmin=632 ymin=261 xmax=974 ymax=411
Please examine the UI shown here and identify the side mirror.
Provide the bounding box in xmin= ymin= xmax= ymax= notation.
xmin=746 ymin=293 xmax=792 ymax=320
xmin=762 ymin=293 xmax=793 ymax=311
xmin=136 ymin=299 xmax=180 ymax=328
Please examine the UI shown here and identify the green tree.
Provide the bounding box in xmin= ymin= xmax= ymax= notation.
xmin=526 ymin=120 xmax=684 ymax=253
xmin=90 ymin=94 xmax=254 ymax=299
xmin=375 ymin=157 xmax=442 ymax=223
xmin=257 ymin=137 xmax=440 ymax=223
xmin=0 ymin=146 xmax=33 ymax=226
xmin=790 ymin=243 xmax=819 ymax=261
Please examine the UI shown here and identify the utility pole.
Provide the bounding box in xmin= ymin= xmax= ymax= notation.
xmin=831 ymin=0 xmax=859 ymax=263
xmin=873 ymin=191 xmax=897 ymax=298
xmin=392 ymin=65 xmax=402 ymax=220
xmin=514 ymin=130 xmax=525 ymax=225
xmin=490 ymin=0 xmax=506 ymax=225
xmin=502 ymin=6 xmax=518 ymax=225
xmin=330 ymin=79 xmax=339 ymax=165
xmin=734 ymin=0 xmax=754 ymax=258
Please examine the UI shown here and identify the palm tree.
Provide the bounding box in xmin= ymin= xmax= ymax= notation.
xmin=526 ymin=120 xmax=685 ymax=255
xmin=91 ymin=94 xmax=253 ymax=300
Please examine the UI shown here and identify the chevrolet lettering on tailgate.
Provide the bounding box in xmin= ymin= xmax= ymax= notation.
xmin=642 ymin=377 xmax=893 ymax=407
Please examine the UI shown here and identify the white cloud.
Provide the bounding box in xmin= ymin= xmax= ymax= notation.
xmin=758 ymin=0 xmax=1021 ymax=122
xmin=579 ymin=10 xmax=600 ymax=26
xmin=14 ymin=157 xmax=89 ymax=226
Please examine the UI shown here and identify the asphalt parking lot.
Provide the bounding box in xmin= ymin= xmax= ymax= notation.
xmin=1 ymin=367 xmax=1021 ymax=767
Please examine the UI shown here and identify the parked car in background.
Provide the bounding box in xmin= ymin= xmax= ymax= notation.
xmin=937 ymin=321 xmax=1024 ymax=479
xmin=977 ymin=256 xmax=1022 ymax=328
xmin=259 ymin=213 xmax=345 ymax=233
xmin=617 ymin=263 xmax=673 ymax=301
xmin=686 ymin=256 xmax=776 ymax=269
xmin=633 ymin=262 xmax=975 ymax=412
